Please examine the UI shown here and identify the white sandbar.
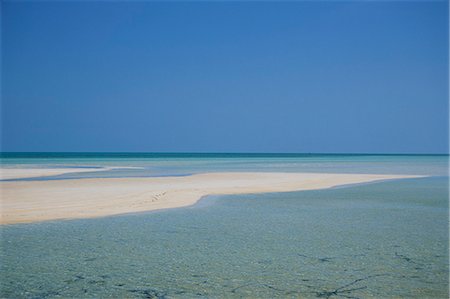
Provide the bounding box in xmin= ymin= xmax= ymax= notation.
xmin=0 ymin=172 xmax=422 ymax=224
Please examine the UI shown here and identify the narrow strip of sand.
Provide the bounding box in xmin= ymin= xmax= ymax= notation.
xmin=0 ymin=166 xmax=140 ymax=180
xmin=0 ymin=172 xmax=422 ymax=224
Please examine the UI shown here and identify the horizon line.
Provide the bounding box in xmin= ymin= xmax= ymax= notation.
xmin=0 ymin=151 xmax=448 ymax=156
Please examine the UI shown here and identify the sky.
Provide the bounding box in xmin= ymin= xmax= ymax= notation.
xmin=1 ymin=1 xmax=448 ymax=153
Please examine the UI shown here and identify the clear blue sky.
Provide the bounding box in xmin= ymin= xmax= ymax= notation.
xmin=2 ymin=1 xmax=448 ymax=153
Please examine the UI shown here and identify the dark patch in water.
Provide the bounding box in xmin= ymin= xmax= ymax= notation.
xmin=298 ymin=254 xmax=335 ymax=264
xmin=395 ymin=252 xmax=417 ymax=264
xmin=128 ymin=288 xmax=167 ymax=299
xmin=88 ymin=280 xmax=106 ymax=285
xmin=314 ymin=274 xmax=388 ymax=299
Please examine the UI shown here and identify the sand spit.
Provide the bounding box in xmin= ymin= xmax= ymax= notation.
xmin=0 ymin=166 xmax=142 ymax=180
xmin=0 ymin=172 xmax=423 ymax=224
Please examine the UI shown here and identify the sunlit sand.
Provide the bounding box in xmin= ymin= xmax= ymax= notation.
xmin=1 ymin=171 xmax=422 ymax=224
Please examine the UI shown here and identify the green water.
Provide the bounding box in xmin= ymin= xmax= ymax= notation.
xmin=1 ymin=176 xmax=448 ymax=298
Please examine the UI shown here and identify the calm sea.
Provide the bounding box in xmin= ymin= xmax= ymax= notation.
xmin=0 ymin=154 xmax=448 ymax=298
xmin=1 ymin=153 xmax=448 ymax=177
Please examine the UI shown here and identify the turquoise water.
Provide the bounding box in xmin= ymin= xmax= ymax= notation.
xmin=0 ymin=155 xmax=449 ymax=298
xmin=1 ymin=153 xmax=448 ymax=178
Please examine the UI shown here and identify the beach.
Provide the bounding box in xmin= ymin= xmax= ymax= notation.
xmin=1 ymin=170 xmax=422 ymax=224
xmin=1 ymin=155 xmax=447 ymax=298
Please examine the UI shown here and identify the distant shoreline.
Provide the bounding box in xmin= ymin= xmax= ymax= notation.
xmin=0 ymin=166 xmax=142 ymax=180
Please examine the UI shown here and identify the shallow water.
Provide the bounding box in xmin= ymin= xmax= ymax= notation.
xmin=1 ymin=176 xmax=448 ymax=298
xmin=1 ymin=154 xmax=448 ymax=181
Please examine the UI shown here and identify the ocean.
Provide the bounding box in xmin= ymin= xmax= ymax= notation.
xmin=0 ymin=154 xmax=448 ymax=298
